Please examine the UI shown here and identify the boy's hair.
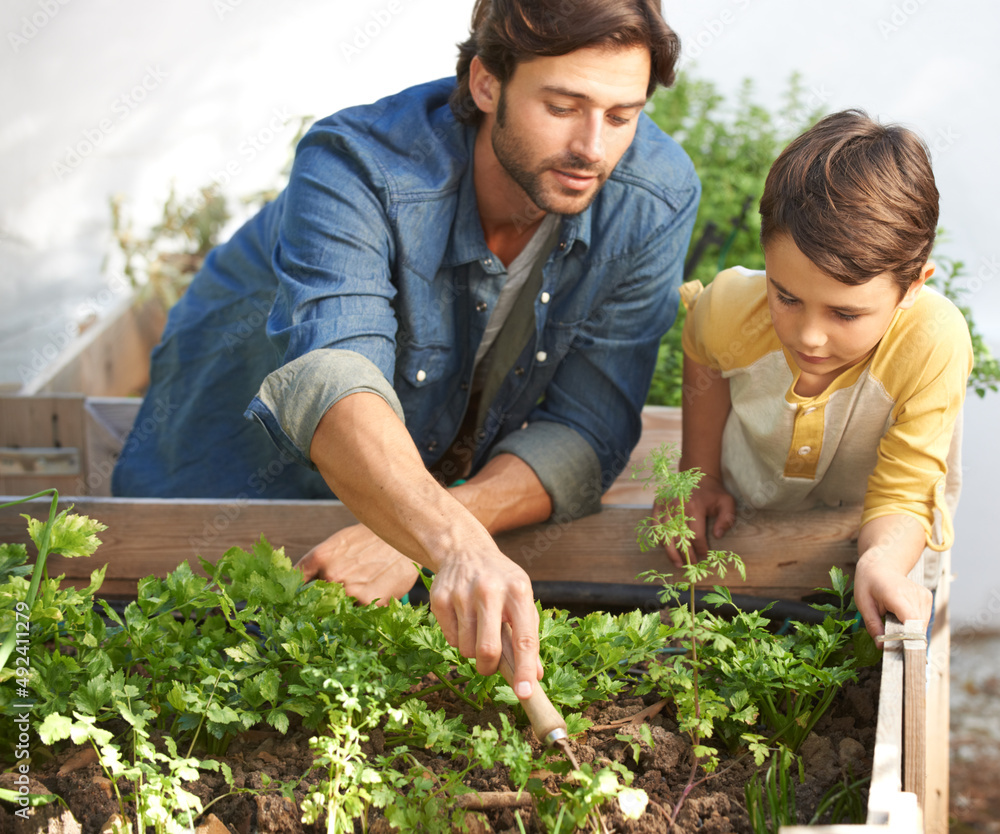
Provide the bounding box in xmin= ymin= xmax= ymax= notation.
xmin=450 ymin=0 xmax=680 ymax=126
xmin=759 ymin=109 xmax=939 ymax=295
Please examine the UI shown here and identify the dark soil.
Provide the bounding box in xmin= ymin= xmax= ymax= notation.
xmin=2 ymin=663 xmax=880 ymax=834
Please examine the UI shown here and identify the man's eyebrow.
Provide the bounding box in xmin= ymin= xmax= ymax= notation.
xmin=540 ymin=85 xmax=647 ymax=110
xmin=769 ymin=275 xmax=871 ymax=314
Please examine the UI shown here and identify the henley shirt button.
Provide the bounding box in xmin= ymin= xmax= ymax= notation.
xmin=476 ymin=301 xmax=488 ymax=312
xmin=535 ymin=351 xmax=547 ymax=363
xmin=416 ymin=369 xmax=427 ymax=382
xmin=540 ymin=292 xmax=551 ymax=304
xmin=798 ymin=445 xmax=812 ymax=456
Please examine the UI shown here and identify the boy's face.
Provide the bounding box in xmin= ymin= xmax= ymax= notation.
xmin=764 ymin=234 xmax=929 ymax=388
xmin=475 ymin=45 xmax=651 ymax=215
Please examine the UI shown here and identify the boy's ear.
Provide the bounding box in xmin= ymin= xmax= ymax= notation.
xmin=898 ymin=261 xmax=934 ymax=309
xmin=469 ymin=56 xmax=501 ymax=117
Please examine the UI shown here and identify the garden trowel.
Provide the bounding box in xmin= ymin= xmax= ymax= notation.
xmin=498 ymin=622 xmax=580 ymax=770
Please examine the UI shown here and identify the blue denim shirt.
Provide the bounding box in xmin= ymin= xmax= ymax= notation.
xmin=113 ymin=78 xmax=699 ymax=517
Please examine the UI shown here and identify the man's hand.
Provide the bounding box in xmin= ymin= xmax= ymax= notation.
xmin=296 ymin=523 xmax=420 ymax=605
xmin=660 ymin=472 xmax=737 ymax=567
xmin=307 ymin=394 xmax=553 ymax=701
xmin=428 ymin=549 xmax=543 ymax=697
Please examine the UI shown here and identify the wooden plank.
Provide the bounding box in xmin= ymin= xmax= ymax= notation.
xmin=82 ymin=398 xmax=140 ymax=497
xmin=499 ymin=502 xmax=859 ymax=598
xmin=870 ymin=617 xmax=905 ymax=821
xmin=18 ymin=295 xmax=166 ymax=397
xmin=602 ymin=406 xmax=682 ymax=504
xmin=0 ymin=396 xmax=88 ymax=496
xmin=0 ymin=495 xmax=862 ymax=602
xmin=903 ymin=619 xmax=927 ymax=814
xmin=923 ymin=550 xmax=950 ymax=834
xmin=1 ymin=496 xmax=360 ymax=590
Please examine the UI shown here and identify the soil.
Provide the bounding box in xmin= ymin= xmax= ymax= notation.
xmin=1 ymin=662 xmax=881 ymax=834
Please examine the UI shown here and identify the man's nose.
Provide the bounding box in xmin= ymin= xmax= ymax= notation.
xmin=570 ymin=114 xmax=605 ymax=164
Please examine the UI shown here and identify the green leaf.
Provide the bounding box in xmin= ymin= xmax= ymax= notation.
xmin=24 ymin=510 xmax=106 ymax=559
xmin=0 ymin=543 xmax=30 ymax=582
xmin=37 ymin=712 xmax=74 ymax=744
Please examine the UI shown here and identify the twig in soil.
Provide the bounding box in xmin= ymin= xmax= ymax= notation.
xmin=587 ymin=699 xmax=669 ymax=731
xmin=455 ymin=791 xmax=533 ymax=810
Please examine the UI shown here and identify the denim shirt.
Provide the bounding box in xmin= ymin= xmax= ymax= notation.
xmin=112 ymin=78 xmax=699 ymax=516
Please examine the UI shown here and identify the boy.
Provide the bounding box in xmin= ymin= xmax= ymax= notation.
xmin=664 ymin=109 xmax=973 ymax=639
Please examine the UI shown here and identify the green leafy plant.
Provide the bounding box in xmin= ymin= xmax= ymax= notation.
xmin=745 ymin=747 xmax=868 ymax=831
xmin=631 ymin=446 xmax=767 ymax=831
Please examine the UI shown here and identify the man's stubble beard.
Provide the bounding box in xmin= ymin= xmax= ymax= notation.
xmin=490 ymin=88 xmax=607 ymax=217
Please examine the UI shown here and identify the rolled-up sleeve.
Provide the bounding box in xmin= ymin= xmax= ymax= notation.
xmin=489 ymin=420 xmax=603 ymax=519
xmin=246 ymin=348 xmax=404 ymax=469
xmin=245 ymin=122 xmax=405 ymax=463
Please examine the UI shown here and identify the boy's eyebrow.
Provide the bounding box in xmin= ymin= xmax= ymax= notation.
xmin=540 ymin=85 xmax=647 ymax=110
xmin=768 ymin=276 xmax=872 ymax=314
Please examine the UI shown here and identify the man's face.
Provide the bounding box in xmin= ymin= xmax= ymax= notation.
xmin=489 ymin=45 xmax=651 ymax=216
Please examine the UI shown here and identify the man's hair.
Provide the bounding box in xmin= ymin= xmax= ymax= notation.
xmin=759 ymin=109 xmax=939 ymax=295
xmin=450 ymin=0 xmax=680 ymax=126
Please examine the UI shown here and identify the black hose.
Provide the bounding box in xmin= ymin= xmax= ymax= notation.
xmin=405 ymin=580 xmax=832 ymax=624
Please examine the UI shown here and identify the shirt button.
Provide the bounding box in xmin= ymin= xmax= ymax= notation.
xmin=416 ymin=369 xmax=427 ymax=382
xmin=558 ymin=241 xmax=567 ymax=251
xmin=427 ymin=440 xmax=438 ymax=452
xmin=798 ymin=446 xmax=812 ymax=456
xmin=484 ymin=258 xmax=493 ymax=267
xmin=514 ymin=366 xmax=525 ymax=376
xmin=540 ymin=292 xmax=551 ymax=304
xmin=476 ymin=301 xmax=488 ymax=312
xmin=536 ymin=351 xmax=547 ymax=363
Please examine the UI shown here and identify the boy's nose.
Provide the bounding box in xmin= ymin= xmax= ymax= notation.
xmin=799 ymin=318 xmax=827 ymax=350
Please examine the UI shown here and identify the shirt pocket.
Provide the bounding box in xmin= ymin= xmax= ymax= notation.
xmin=395 ymin=342 xmax=451 ymax=389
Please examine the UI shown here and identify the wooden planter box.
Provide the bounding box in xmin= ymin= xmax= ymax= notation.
xmin=0 ymin=300 xmax=950 ymax=831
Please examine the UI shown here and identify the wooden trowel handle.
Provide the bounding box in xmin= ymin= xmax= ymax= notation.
xmin=498 ymin=622 xmax=567 ymax=745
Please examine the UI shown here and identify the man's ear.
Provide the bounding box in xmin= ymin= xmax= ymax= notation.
xmin=468 ymin=55 xmax=501 ymax=116
xmin=898 ymin=261 xmax=934 ymax=309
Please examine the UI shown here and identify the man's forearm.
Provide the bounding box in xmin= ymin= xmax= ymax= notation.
xmin=449 ymin=453 xmax=553 ymax=536
xmin=309 ymin=391 xmax=494 ymax=573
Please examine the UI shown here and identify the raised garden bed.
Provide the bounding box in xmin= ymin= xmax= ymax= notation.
xmin=1 ymin=395 xmax=948 ymax=832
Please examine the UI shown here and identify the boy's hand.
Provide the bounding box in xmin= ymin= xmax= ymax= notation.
xmin=855 ymin=515 xmax=932 ymax=640
xmin=659 ymin=473 xmax=737 ymax=567
xmin=854 ymin=553 xmax=933 ymax=640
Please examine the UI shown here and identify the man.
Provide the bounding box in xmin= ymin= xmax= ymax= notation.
xmin=113 ymin=0 xmax=699 ymax=701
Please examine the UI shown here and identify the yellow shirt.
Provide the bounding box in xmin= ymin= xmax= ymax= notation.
xmin=682 ymin=267 xmax=973 ymax=558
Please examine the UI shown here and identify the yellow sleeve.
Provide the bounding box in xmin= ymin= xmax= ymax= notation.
xmin=860 ymin=291 xmax=974 ymax=551
xmin=681 ymin=268 xmax=775 ymax=371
